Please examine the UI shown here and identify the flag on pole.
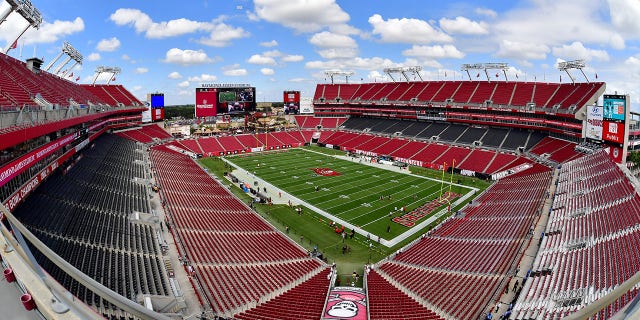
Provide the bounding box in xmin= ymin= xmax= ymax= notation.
xmin=559 ymin=75 xmax=562 ymax=82
xmin=11 ymin=40 xmax=17 ymax=49
xmin=68 ymin=72 xmax=73 ymax=78
xmin=476 ymin=73 xmax=480 ymax=78
xmin=112 ymin=76 xmax=116 ymax=81
xmin=75 ymin=76 xmax=80 ymax=82
xmin=595 ymin=73 xmax=598 ymax=79
xmin=495 ymin=73 xmax=499 ymax=78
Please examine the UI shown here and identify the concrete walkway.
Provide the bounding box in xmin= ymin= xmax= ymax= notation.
xmin=490 ymin=168 xmax=559 ymax=318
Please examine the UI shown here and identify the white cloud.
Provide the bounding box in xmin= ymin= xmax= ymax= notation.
xmin=178 ymin=81 xmax=190 ymax=87
xmin=552 ymin=41 xmax=610 ymax=61
xmin=439 ymin=16 xmax=489 ymax=35
xmin=309 ymin=31 xmax=357 ymax=48
xmin=253 ymin=0 xmax=351 ymax=33
xmin=168 ymin=71 xmax=182 ymax=79
xmin=260 ymin=40 xmax=278 ymax=47
xmin=109 ymin=9 xmax=153 ymax=34
xmin=222 ymin=64 xmax=248 ymax=76
xmin=146 ymin=18 xmax=213 ymax=39
xmin=20 ymin=17 xmax=85 ymax=45
xmin=178 ymin=90 xmax=191 ymax=96
xmin=475 ymin=8 xmax=497 ymax=18
xmin=188 ymin=74 xmax=218 ymax=82
xmin=134 ymin=67 xmax=149 ymax=74
xmin=496 ymin=40 xmax=550 ymax=61
xmin=0 ymin=11 xmax=80 ymax=45
xmin=404 ymin=58 xmax=442 ymax=69
xmin=110 ymin=8 xmax=209 ymax=38
xmin=110 ymin=8 xmax=249 ymax=46
xmin=262 ymin=50 xmax=282 ymax=58
xmin=317 ymin=48 xmax=358 ymax=59
xmin=493 ymin=0 xmax=625 ymax=52
xmin=626 ymin=56 xmax=640 ymax=68
xmin=121 ymin=54 xmax=131 ymax=60
xmin=197 ymin=22 xmax=250 ymax=47
xmin=96 ymin=37 xmax=121 ymax=52
xmin=261 ymin=68 xmax=275 ymax=75
xmin=609 ymin=0 xmax=640 ymax=36
xmin=306 ymin=56 xmax=400 ymax=71
xmin=282 ymin=54 xmax=304 ymax=62
xmin=87 ymin=53 xmax=101 ymax=61
xmin=163 ymin=48 xmax=212 ymax=65
xmin=402 ymin=45 xmax=465 ymax=59
xmin=366 ymin=70 xmax=389 ymax=82
xmin=247 ymin=54 xmax=277 ymax=65
xmin=132 ymin=85 xmax=142 ymax=92
xmin=368 ymin=14 xmax=452 ymax=44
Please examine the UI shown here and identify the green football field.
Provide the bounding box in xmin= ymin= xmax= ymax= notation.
xmin=225 ymin=148 xmax=475 ymax=241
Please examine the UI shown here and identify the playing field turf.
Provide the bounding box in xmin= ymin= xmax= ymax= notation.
xmin=225 ymin=148 xmax=474 ymax=240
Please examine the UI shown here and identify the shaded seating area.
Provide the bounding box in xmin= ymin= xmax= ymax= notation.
xmin=11 ymin=134 xmax=170 ymax=317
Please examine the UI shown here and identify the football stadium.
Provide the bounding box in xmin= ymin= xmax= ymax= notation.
xmin=1 ymin=1 xmax=640 ymax=320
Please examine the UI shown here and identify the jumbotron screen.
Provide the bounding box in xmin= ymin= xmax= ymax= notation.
xmin=195 ymin=85 xmax=256 ymax=117
xmin=283 ymin=90 xmax=301 ymax=115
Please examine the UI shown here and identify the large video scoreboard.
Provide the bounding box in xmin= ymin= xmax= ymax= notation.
xmin=148 ymin=93 xmax=165 ymax=121
xmin=195 ymin=84 xmax=256 ymax=117
xmin=602 ymin=94 xmax=629 ymax=163
xmin=283 ymin=90 xmax=301 ymax=115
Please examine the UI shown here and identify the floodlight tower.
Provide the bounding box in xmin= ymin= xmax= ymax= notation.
xmin=92 ymin=66 xmax=121 ymax=85
xmin=461 ymin=62 xmax=510 ymax=81
xmin=557 ymin=59 xmax=588 ymax=83
xmin=383 ymin=66 xmax=423 ymax=82
xmin=47 ymin=42 xmax=83 ymax=76
xmin=324 ymin=70 xmax=355 ymax=84
xmin=2 ymin=0 xmax=43 ymax=54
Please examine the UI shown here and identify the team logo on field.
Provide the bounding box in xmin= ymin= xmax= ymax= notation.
xmin=312 ymin=168 xmax=341 ymax=176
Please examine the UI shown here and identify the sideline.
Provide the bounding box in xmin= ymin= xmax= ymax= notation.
xmin=221 ymin=147 xmax=479 ymax=248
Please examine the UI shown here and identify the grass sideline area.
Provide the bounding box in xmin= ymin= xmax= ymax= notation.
xmin=198 ymin=146 xmax=492 ymax=280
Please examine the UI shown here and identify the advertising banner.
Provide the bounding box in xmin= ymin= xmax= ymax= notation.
xmin=603 ymin=95 xmax=626 ymax=121
xmin=195 ymin=88 xmax=218 ymax=117
xmin=602 ymin=121 xmax=625 ymax=144
xmin=585 ymin=105 xmax=603 ymax=140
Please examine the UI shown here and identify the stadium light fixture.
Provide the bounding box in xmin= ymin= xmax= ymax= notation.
xmin=47 ymin=42 xmax=83 ymax=76
xmin=557 ymin=59 xmax=588 ymax=83
xmin=92 ymin=66 xmax=121 ymax=85
xmin=461 ymin=62 xmax=510 ymax=81
xmin=2 ymin=0 xmax=43 ymax=54
xmin=324 ymin=70 xmax=355 ymax=84
xmin=383 ymin=66 xmax=423 ymax=82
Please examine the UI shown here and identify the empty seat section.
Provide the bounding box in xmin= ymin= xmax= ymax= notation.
xmin=438 ymin=124 xmax=467 ymax=142
xmin=451 ymin=81 xmax=478 ymax=103
xmin=491 ymin=82 xmax=516 ymax=105
xmin=431 ymin=82 xmax=461 ymax=102
xmin=480 ymin=128 xmax=508 ymax=148
xmin=510 ymin=82 xmax=535 ymax=106
xmin=468 ymin=82 xmax=496 ymax=104
xmin=456 ymin=126 xmax=487 ymax=144
xmin=150 ymin=145 xmax=329 ymax=315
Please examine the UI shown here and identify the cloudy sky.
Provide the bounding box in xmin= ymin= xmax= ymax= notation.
xmin=0 ymin=0 xmax=639 ymax=109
